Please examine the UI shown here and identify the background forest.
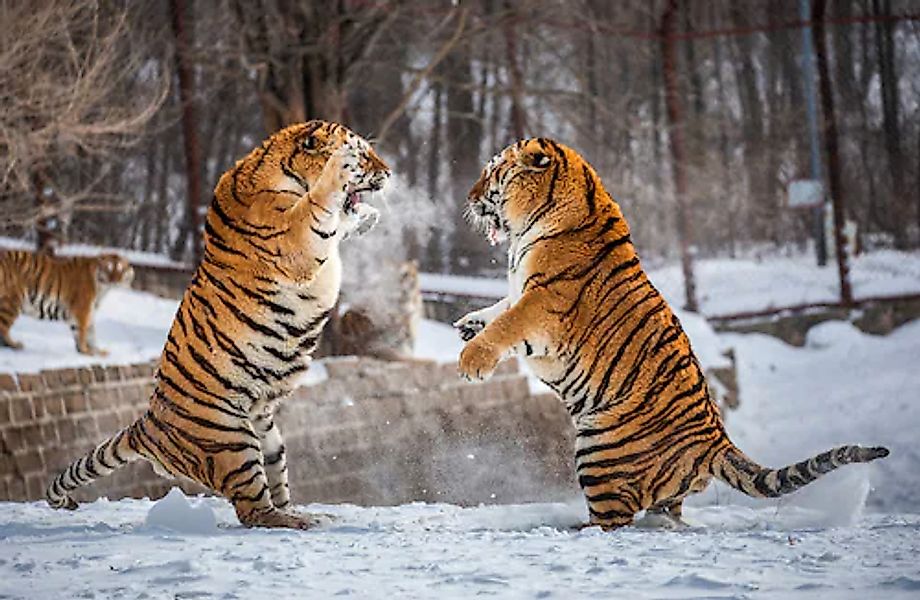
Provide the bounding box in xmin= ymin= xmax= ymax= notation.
xmin=1 ymin=0 xmax=918 ymax=287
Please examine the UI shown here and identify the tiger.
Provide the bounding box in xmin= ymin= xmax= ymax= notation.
xmin=454 ymin=137 xmax=889 ymax=530
xmin=46 ymin=120 xmax=390 ymax=529
xmin=0 ymin=251 xmax=134 ymax=355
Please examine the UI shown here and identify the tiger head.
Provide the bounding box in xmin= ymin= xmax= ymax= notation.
xmin=467 ymin=138 xmax=607 ymax=245
xmin=218 ymin=120 xmax=390 ymax=227
xmin=94 ymin=253 xmax=134 ymax=287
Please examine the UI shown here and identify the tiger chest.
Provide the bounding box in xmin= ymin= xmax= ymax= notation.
xmin=255 ymin=251 xmax=341 ymax=381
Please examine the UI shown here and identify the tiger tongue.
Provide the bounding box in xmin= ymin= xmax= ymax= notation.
xmin=345 ymin=191 xmax=361 ymax=213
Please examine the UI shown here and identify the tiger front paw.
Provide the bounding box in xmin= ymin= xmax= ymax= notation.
xmin=334 ymin=140 xmax=363 ymax=192
xmin=316 ymin=143 xmax=362 ymax=208
xmin=342 ymin=203 xmax=379 ymax=240
xmin=458 ymin=338 xmax=500 ymax=381
xmin=452 ymin=313 xmax=486 ymax=342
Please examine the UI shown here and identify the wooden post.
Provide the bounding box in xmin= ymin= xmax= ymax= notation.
xmin=812 ymin=0 xmax=854 ymax=305
xmin=659 ymin=0 xmax=699 ymax=312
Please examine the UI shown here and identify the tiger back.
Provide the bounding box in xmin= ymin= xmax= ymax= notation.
xmin=45 ymin=121 xmax=390 ymax=529
xmin=455 ymin=138 xmax=888 ymax=530
xmin=0 ymin=250 xmax=133 ymax=355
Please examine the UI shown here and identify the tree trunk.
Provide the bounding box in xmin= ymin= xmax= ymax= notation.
xmin=660 ymin=0 xmax=698 ymax=313
xmin=503 ymin=0 xmax=526 ymax=141
xmin=873 ymin=0 xmax=906 ymax=246
xmin=444 ymin=47 xmax=486 ymax=274
xmin=813 ymin=0 xmax=853 ymax=305
xmin=169 ymin=0 xmax=203 ymax=264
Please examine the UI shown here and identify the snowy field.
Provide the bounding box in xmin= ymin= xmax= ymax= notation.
xmin=1 ymin=494 xmax=919 ymax=600
xmin=421 ymin=249 xmax=920 ymax=317
xmin=648 ymin=249 xmax=920 ymax=316
xmin=1 ymin=251 xmax=919 ymax=597
xmin=0 ymin=288 xmax=179 ymax=374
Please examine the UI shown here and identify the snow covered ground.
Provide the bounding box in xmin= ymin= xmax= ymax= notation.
xmin=422 ymin=249 xmax=920 ymax=317
xmin=1 ymin=252 xmax=919 ymax=597
xmin=1 ymin=494 xmax=919 ymax=599
xmin=647 ymin=249 xmax=920 ymax=316
xmin=0 ymin=288 xmax=179 ymax=374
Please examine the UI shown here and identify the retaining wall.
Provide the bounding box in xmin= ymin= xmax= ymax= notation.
xmin=0 ymin=358 xmax=577 ymax=507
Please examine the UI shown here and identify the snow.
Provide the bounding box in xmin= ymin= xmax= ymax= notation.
xmin=0 ymin=288 xmax=178 ymax=374
xmin=1 ymin=497 xmax=918 ymax=599
xmin=1 ymin=317 xmax=918 ymax=597
xmin=144 ymin=488 xmax=219 ymax=535
xmin=414 ymin=318 xmax=464 ymax=363
xmin=0 ymin=289 xmax=463 ymax=375
xmin=694 ymin=318 xmax=920 ymax=516
xmin=419 ymin=249 xmax=920 ymax=317
xmin=419 ymin=271 xmax=507 ymax=299
xmin=2 ymin=252 xmax=919 ymax=597
xmin=647 ymin=249 xmax=920 ymax=316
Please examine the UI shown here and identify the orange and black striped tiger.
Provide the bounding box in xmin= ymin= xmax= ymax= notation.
xmin=455 ymin=138 xmax=889 ymax=530
xmin=0 ymin=251 xmax=133 ymax=355
xmin=46 ymin=121 xmax=390 ymax=529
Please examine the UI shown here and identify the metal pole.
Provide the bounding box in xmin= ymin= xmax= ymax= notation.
xmin=798 ymin=0 xmax=828 ymax=266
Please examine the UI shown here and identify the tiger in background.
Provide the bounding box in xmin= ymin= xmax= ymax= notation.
xmin=46 ymin=120 xmax=390 ymax=529
xmin=0 ymin=251 xmax=134 ymax=355
xmin=455 ymin=138 xmax=889 ymax=530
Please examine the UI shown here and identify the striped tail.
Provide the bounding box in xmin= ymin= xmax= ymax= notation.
xmin=713 ymin=443 xmax=889 ymax=498
xmin=46 ymin=419 xmax=145 ymax=510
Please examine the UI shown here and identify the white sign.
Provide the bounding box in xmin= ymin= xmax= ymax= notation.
xmin=787 ymin=179 xmax=824 ymax=209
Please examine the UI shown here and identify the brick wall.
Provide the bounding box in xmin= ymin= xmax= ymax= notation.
xmin=0 ymin=358 xmax=577 ymax=507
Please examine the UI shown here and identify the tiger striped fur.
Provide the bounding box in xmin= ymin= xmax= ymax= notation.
xmin=0 ymin=251 xmax=133 ymax=355
xmin=46 ymin=121 xmax=390 ymax=529
xmin=455 ymin=138 xmax=889 ymax=530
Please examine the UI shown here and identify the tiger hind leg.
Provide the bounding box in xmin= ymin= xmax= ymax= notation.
xmin=207 ymin=430 xmax=314 ymax=530
xmin=584 ymin=487 xmax=640 ymax=531
xmin=252 ymin=413 xmax=293 ymax=510
xmin=251 ymin=412 xmax=331 ymax=526
xmin=225 ymin=460 xmax=316 ymax=530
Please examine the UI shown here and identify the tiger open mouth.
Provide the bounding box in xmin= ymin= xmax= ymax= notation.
xmin=467 ymin=200 xmax=508 ymax=246
xmin=343 ymin=182 xmax=383 ymax=216
xmin=344 ymin=191 xmax=363 ymax=215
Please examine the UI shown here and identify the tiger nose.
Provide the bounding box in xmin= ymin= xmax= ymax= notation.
xmin=468 ymin=176 xmax=486 ymax=203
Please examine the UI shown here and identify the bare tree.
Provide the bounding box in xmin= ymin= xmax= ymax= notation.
xmin=0 ymin=0 xmax=167 ymax=244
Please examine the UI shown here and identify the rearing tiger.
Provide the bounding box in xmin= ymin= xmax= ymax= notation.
xmin=455 ymin=138 xmax=889 ymax=530
xmin=46 ymin=121 xmax=389 ymax=529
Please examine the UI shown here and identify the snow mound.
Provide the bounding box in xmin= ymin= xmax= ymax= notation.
xmin=144 ymin=488 xmax=219 ymax=535
xmin=805 ymin=319 xmax=869 ymax=349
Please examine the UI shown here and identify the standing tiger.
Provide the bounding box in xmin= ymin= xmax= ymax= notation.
xmin=455 ymin=138 xmax=889 ymax=530
xmin=0 ymin=251 xmax=134 ymax=355
xmin=46 ymin=121 xmax=390 ymax=529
